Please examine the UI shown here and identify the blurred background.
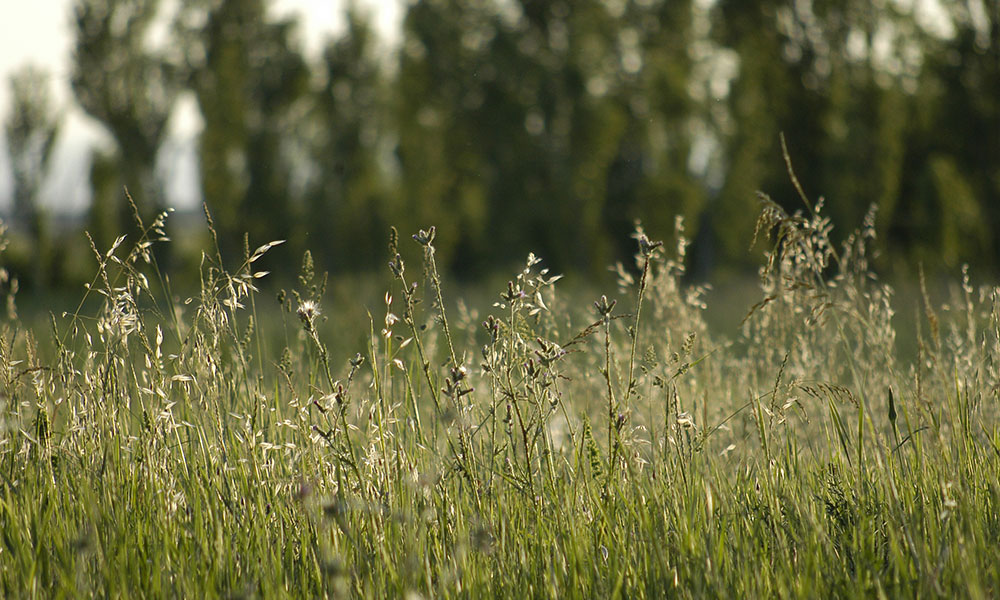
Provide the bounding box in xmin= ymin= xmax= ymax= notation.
xmin=0 ymin=0 xmax=997 ymax=292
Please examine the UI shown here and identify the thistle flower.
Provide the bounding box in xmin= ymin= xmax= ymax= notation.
xmin=297 ymin=300 xmax=321 ymax=328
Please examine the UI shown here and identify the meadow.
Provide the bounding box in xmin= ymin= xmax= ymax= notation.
xmin=1 ymin=192 xmax=999 ymax=599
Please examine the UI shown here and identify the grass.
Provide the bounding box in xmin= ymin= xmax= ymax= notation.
xmin=1 ymin=191 xmax=999 ymax=599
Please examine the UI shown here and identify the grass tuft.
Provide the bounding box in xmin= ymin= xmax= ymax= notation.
xmin=0 ymin=194 xmax=999 ymax=598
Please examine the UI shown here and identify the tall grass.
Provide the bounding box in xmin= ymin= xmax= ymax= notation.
xmin=1 ymin=189 xmax=999 ymax=598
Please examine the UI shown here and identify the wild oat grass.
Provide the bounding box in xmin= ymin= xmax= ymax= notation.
xmin=1 ymin=189 xmax=999 ymax=598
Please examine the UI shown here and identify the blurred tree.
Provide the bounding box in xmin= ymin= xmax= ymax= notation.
xmin=305 ymin=7 xmax=388 ymax=272
xmin=606 ymin=0 xmax=705 ymax=262
xmin=710 ymin=0 xmax=825 ymax=263
xmin=803 ymin=0 xmax=913 ymax=259
xmin=177 ymin=0 xmax=310 ymax=262
xmin=71 ymin=0 xmax=180 ymax=249
xmin=87 ymin=149 xmax=123 ymax=258
xmin=392 ymin=0 xmax=493 ymax=273
xmin=4 ymin=66 xmax=60 ymax=288
xmin=389 ymin=0 xmax=996 ymax=276
xmin=901 ymin=0 xmax=998 ymax=268
xmin=709 ymin=0 xmax=940 ymax=270
xmin=395 ymin=0 xmax=648 ymax=274
xmin=53 ymin=0 xmax=999 ymax=283
xmin=491 ymin=0 xmax=628 ymax=273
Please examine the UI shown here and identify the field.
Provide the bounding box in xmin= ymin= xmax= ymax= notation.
xmin=1 ymin=200 xmax=999 ymax=599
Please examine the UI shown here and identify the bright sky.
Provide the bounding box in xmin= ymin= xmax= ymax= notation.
xmin=0 ymin=0 xmax=401 ymax=214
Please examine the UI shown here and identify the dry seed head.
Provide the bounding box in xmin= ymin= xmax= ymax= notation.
xmin=413 ymin=226 xmax=436 ymax=246
xmin=594 ymin=295 xmax=617 ymax=318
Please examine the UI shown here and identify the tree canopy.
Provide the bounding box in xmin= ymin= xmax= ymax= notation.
xmin=2 ymin=0 xmax=997 ymax=283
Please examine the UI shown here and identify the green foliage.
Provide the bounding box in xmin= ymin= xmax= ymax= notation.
xmin=304 ymin=8 xmax=388 ymax=272
xmin=71 ymin=0 xmax=181 ymax=236
xmin=707 ymin=0 xmax=999 ymax=272
xmin=86 ymin=150 xmax=122 ymax=255
xmin=178 ymin=0 xmax=310 ymax=264
xmin=4 ymin=67 xmax=59 ymax=226
xmin=391 ymin=0 xmax=706 ymax=275
xmin=3 ymin=66 xmax=60 ymax=289
xmin=5 ymin=0 xmax=994 ymax=287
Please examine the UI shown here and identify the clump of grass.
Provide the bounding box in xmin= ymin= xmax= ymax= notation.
xmin=1 ymin=180 xmax=999 ymax=598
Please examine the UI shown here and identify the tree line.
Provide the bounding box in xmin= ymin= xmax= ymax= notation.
xmin=3 ymin=0 xmax=998 ymax=288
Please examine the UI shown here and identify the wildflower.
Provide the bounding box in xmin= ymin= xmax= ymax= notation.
xmin=297 ymin=300 xmax=321 ymax=329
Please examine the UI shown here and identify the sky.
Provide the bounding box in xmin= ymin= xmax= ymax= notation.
xmin=0 ymin=0 xmax=401 ymax=215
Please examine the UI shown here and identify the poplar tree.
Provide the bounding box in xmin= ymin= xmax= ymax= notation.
xmin=178 ymin=0 xmax=309 ymax=261
xmin=71 ymin=0 xmax=179 ymax=247
xmin=4 ymin=66 xmax=60 ymax=287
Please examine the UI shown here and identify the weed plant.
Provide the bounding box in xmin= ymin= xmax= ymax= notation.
xmin=1 ymin=179 xmax=999 ymax=598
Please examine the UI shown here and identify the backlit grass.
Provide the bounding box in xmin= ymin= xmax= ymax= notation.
xmin=1 ymin=197 xmax=999 ymax=598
